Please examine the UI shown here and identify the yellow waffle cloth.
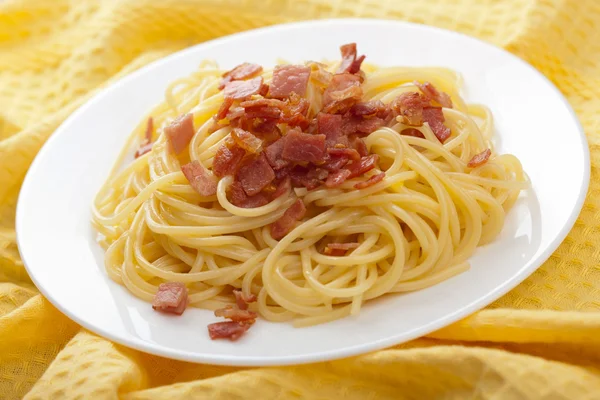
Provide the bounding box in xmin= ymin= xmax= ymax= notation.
xmin=1 ymin=0 xmax=600 ymax=398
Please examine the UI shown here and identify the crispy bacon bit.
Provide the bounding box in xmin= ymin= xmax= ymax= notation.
xmin=264 ymin=138 xmax=290 ymax=170
xmin=152 ymin=282 xmax=188 ymax=315
xmin=182 ymin=160 xmax=218 ymax=196
xmin=307 ymin=61 xmax=333 ymax=88
xmin=273 ymin=176 xmax=292 ymax=199
xmin=216 ymin=97 xmax=234 ymax=121
xmin=135 ymin=142 xmax=153 ymax=158
xmin=220 ymin=63 xmax=263 ymax=90
xmin=322 ymin=73 xmax=363 ymax=114
xmin=344 ymin=116 xmax=385 ymax=136
xmin=237 ymin=153 xmax=275 ymax=196
xmin=468 ymin=149 xmax=491 ymax=168
xmin=415 ymin=81 xmax=453 ymax=108
xmin=281 ymin=93 xmax=310 ymax=128
xmin=317 ymin=113 xmax=348 ymax=149
xmin=401 ymin=128 xmax=425 ymax=138
xmin=422 ymin=107 xmax=451 ymax=143
xmin=240 ymin=98 xmax=286 ymax=110
xmin=270 ymin=65 xmax=311 ymax=99
xmin=208 ymin=321 xmax=251 ymax=341
xmin=350 ymin=136 xmax=369 ymax=157
xmin=165 ymin=113 xmax=195 ymax=154
xmin=354 ymin=172 xmax=385 ymax=189
xmin=347 ymin=154 xmax=379 ymax=178
xmin=328 ymin=147 xmax=361 ymax=161
xmin=351 ymin=101 xmax=387 ymax=117
xmin=215 ymin=306 xmax=257 ymax=322
xmin=226 ymin=106 xmax=245 ymax=122
xmin=391 ymin=92 xmax=430 ymax=126
xmin=325 ymin=168 xmax=351 ymax=187
xmin=322 ymin=155 xmax=350 ymax=172
xmin=337 ymin=43 xmax=366 ymax=74
xmin=289 ymin=166 xmax=322 ymax=190
xmin=213 ymin=145 xmax=245 ymax=177
xmin=224 ymin=76 xmax=264 ymax=100
xmin=282 ymin=129 xmax=326 ymax=164
xmin=324 ymin=242 xmax=360 ymax=256
xmin=244 ymin=105 xmax=282 ymax=120
xmin=233 ymin=290 xmax=257 ymax=310
xmin=232 ymin=128 xmax=262 ymax=153
xmin=229 ymin=181 xmax=270 ymax=208
xmin=258 ymin=83 xmax=269 ymax=96
xmin=271 ymin=199 xmax=307 ymax=240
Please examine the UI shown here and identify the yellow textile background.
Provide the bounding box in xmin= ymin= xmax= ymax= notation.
xmin=1 ymin=0 xmax=600 ymax=398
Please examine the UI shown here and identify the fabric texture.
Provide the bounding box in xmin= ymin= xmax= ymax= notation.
xmin=1 ymin=0 xmax=599 ymax=398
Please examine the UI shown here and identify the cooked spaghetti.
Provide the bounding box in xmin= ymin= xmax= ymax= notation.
xmin=92 ymin=44 xmax=527 ymax=339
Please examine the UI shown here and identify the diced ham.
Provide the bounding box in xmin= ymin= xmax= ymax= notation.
xmin=271 ymin=199 xmax=307 ymax=240
xmin=324 ymin=242 xmax=360 ymax=255
xmin=354 ymin=172 xmax=385 ymax=189
xmin=224 ymin=77 xmax=264 ymax=100
xmin=208 ymin=321 xmax=251 ymax=341
xmin=317 ymin=113 xmax=348 ymax=149
xmin=232 ymin=128 xmax=262 ymax=153
xmin=182 ymin=160 xmax=218 ymax=196
xmin=307 ymin=61 xmax=333 ymax=88
xmin=214 ymin=306 xmax=257 ymax=322
xmin=401 ymin=128 xmax=425 ymax=138
xmin=391 ymin=92 xmax=431 ymax=126
xmin=347 ymin=154 xmax=379 ymax=178
xmin=264 ymin=138 xmax=289 ymax=170
xmin=269 ymin=65 xmax=311 ymax=99
xmin=325 ymin=168 xmax=351 ymax=188
xmin=237 ymin=153 xmax=275 ymax=196
xmin=216 ymin=97 xmax=234 ymax=121
xmin=327 ymin=147 xmax=361 ymax=161
xmin=152 ymin=282 xmax=188 ymax=315
xmin=219 ymin=63 xmax=263 ymax=90
xmin=337 ymin=43 xmax=366 ymax=74
xmin=228 ymin=181 xmax=270 ymax=208
xmin=233 ymin=289 xmax=257 ymax=310
xmin=414 ymin=81 xmax=453 ymax=108
xmin=213 ymin=145 xmax=246 ymax=177
xmin=422 ymin=107 xmax=451 ymax=143
xmin=467 ymin=149 xmax=491 ymax=168
xmin=273 ymin=176 xmax=291 ymax=198
xmin=322 ymin=73 xmax=363 ymax=114
xmin=165 ymin=113 xmax=195 ymax=154
xmin=282 ymin=129 xmax=326 ymax=164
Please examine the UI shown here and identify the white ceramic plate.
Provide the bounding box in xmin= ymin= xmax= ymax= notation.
xmin=17 ymin=19 xmax=589 ymax=366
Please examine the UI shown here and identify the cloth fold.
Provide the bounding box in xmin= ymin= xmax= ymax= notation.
xmin=1 ymin=0 xmax=599 ymax=398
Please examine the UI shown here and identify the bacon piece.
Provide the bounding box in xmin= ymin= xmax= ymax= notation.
xmin=216 ymin=97 xmax=234 ymax=121
xmin=391 ymin=92 xmax=431 ymax=126
xmin=226 ymin=106 xmax=245 ymax=121
xmin=233 ymin=290 xmax=257 ymax=310
xmin=135 ymin=142 xmax=153 ymax=158
xmin=289 ymin=166 xmax=322 ymax=190
xmin=273 ymin=176 xmax=291 ymax=199
xmin=264 ymin=138 xmax=289 ymax=170
xmin=415 ymin=81 xmax=453 ymax=108
xmin=351 ymin=100 xmax=387 ymax=117
xmin=274 ymin=166 xmax=292 ymax=181
xmin=307 ymin=167 xmax=329 ymax=181
xmin=244 ymin=106 xmax=282 ymax=120
xmin=271 ymin=199 xmax=307 ymax=240
xmin=240 ymin=98 xmax=287 ymax=110
xmin=232 ymin=128 xmax=262 ymax=153
xmin=307 ymin=61 xmax=333 ymax=88
xmin=224 ymin=77 xmax=264 ymax=100
xmin=215 ymin=306 xmax=257 ymax=322
xmin=401 ymin=128 xmax=425 ymax=138
xmin=213 ymin=145 xmax=245 ymax=177
xmin=229 ymin=181 xmax=270 ymax=208
xmin=181 ymin=160 xmax=218 ymax=196
xmin=350 ymin=136 xmax=369 ymax=157
xmin=322 ymin=74 xmax=363 ymax=114
xmin=165 ymin=113 xmax=195 ymax=154
xmin=317 ymin=113 xmax=348 ymax=149
xmin=337 ymin=43 xmax=366 ymax=74
xmin=325 ymin=168 xmax=351 ymax=188
xmin=344 ymin=116 xmax=385 ymax=137
xmin=327 ymin=147 xmax=361 ymax=161
xmin=322 ymin=156 xmax=350 ymax=172
xmin=467 ymin=149 xmax=491 ymax=168
xmin=152 ymin=282 xmax=188 ymax=315
xmin=281 ymin=93 xmax=310 ymax=128
xmin=237 ymin=153 xmax=275 ymax=196
xmin=354 ymin=172 xmax=385 ymax=189
xmin=208 ymin=321 xmax=251 ymax=341
xmin=282 ymin=129 xmax=326 ymax=164
xmin=347 ymin=154 xmax=379 ymax=179
xmin=219 ymin=63 xmax=263 ymax=90
xmin=270 ymin=65 xmax=311 ymax=99
xmin=253 ymin=119 xmax=280 ymax=140
xmin=422 ymin=107 xmax=451 ymax=143
xmin=324 ymin=242 xmax=360 ymax=256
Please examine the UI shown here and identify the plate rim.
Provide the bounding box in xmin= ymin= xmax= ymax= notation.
xmin=16 ymin=18 xmax=590 ymax=366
